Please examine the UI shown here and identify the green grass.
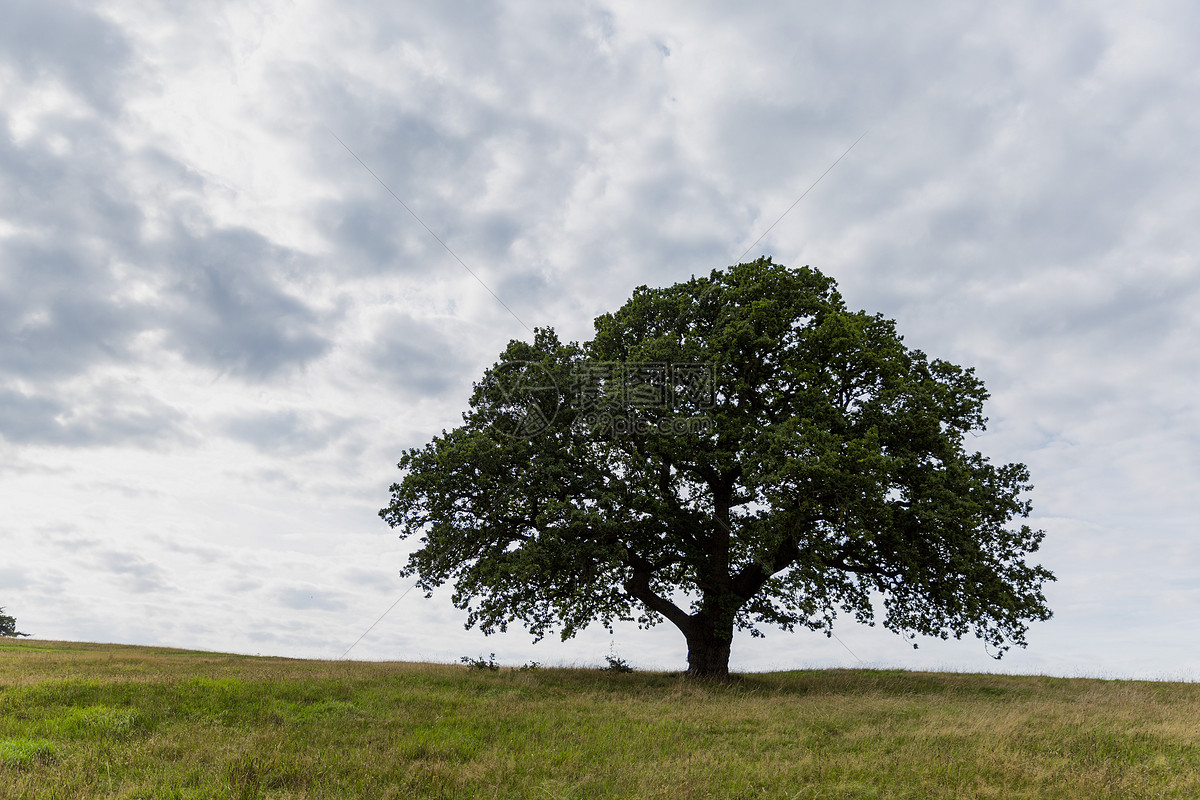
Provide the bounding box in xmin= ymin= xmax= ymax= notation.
xmin=1 ymin=640 xmax=1199 ymax=798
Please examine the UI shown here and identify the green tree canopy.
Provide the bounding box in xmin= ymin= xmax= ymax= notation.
xmin=0 ymin=607 xmax=28 ymax=638
xmin=381 ymin=258 xmax=1053 ymax=677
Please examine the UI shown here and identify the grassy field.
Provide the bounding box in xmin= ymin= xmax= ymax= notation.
xmin=1 ymin=639 xmax=1198 ymax=799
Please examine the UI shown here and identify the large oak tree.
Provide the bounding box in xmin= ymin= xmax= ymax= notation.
xmin=381 ymin=259 xmax=1053 ymax=677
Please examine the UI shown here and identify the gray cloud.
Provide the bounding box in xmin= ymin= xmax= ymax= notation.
xmin=98 ymin=550 xmax=171 ymax=595
xmin=0 ymin=120 xmax=148 ymax=241
xmin=157 ymin=228 xmax=332 ymax=378
xmin=276 ymin=584 xmax=348 ymax=612
xmin=222 ymin=577 xmax=264 ymax=595
xmin=0 ymin=566 xmax=34 ymax=591
xmin=152 ymin=536 xmax=228 ymax=565
xmin=0 ymin=7 xmax=335 ymax=396
xmin=339 ymin=566 xmax=399 ymax=594
xmin=0 ymin=268 xmax=145 ymax=381
xmin=308 ymin=95 xmax=579 ymax=281
xmin=0 ymin=137 xmax=154 ymax=382
xmin=366 ymin=312 xmax=473 ymax=398
xmin=0 ymin=134 xmax=332 ymax=399
xmin=0 ymin=0 xmax=133 ymax=112
xmin=216 ymin=408 xmax=355 ymax=455
xmin=0 ymin=384 xmax=189 ymax=447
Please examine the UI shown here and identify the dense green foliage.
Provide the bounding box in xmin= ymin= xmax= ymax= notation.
xmin=0 ymin=607 xmax=27 ymax=638
xmin=381 ymin=259 xmax=1053 ymax=676
xmin=4 ymin=640 xmax=1200 ymax=799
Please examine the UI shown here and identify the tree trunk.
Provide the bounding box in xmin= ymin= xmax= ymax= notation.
xmin=623 ymin=559 xmax=739 ymax=679
xmin=685 ymin=632 xmax=732 ymax=678
xmin=684 ymin=605 xmax=736 ymax=679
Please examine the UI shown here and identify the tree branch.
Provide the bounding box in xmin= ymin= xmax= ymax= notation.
xmin=623 ymin=553 xmax=694 ymax=634
xmin=731 ymin=535 xmax=800 ymax=600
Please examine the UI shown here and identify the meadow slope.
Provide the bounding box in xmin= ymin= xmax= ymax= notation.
xmin=1 ymin=639 xmax=1198 ymax=799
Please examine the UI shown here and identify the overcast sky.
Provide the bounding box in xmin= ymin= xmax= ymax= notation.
xmin=2 ymin=0 xmax=1198 ymax=678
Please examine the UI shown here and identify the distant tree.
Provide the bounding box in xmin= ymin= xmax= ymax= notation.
xmin=0 ymin=607 xmax=28 ymax=638
xmin=381 ymin=258 xmax=1054 ymax=678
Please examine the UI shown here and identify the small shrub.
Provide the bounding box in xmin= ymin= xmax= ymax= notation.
xmin=518 ymin=661 xmax=541 ymax=672
xmin=460 ymin=653 xmax=500 ymax=672
xmin=602 ymin=655 xmax=633 ymax=673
